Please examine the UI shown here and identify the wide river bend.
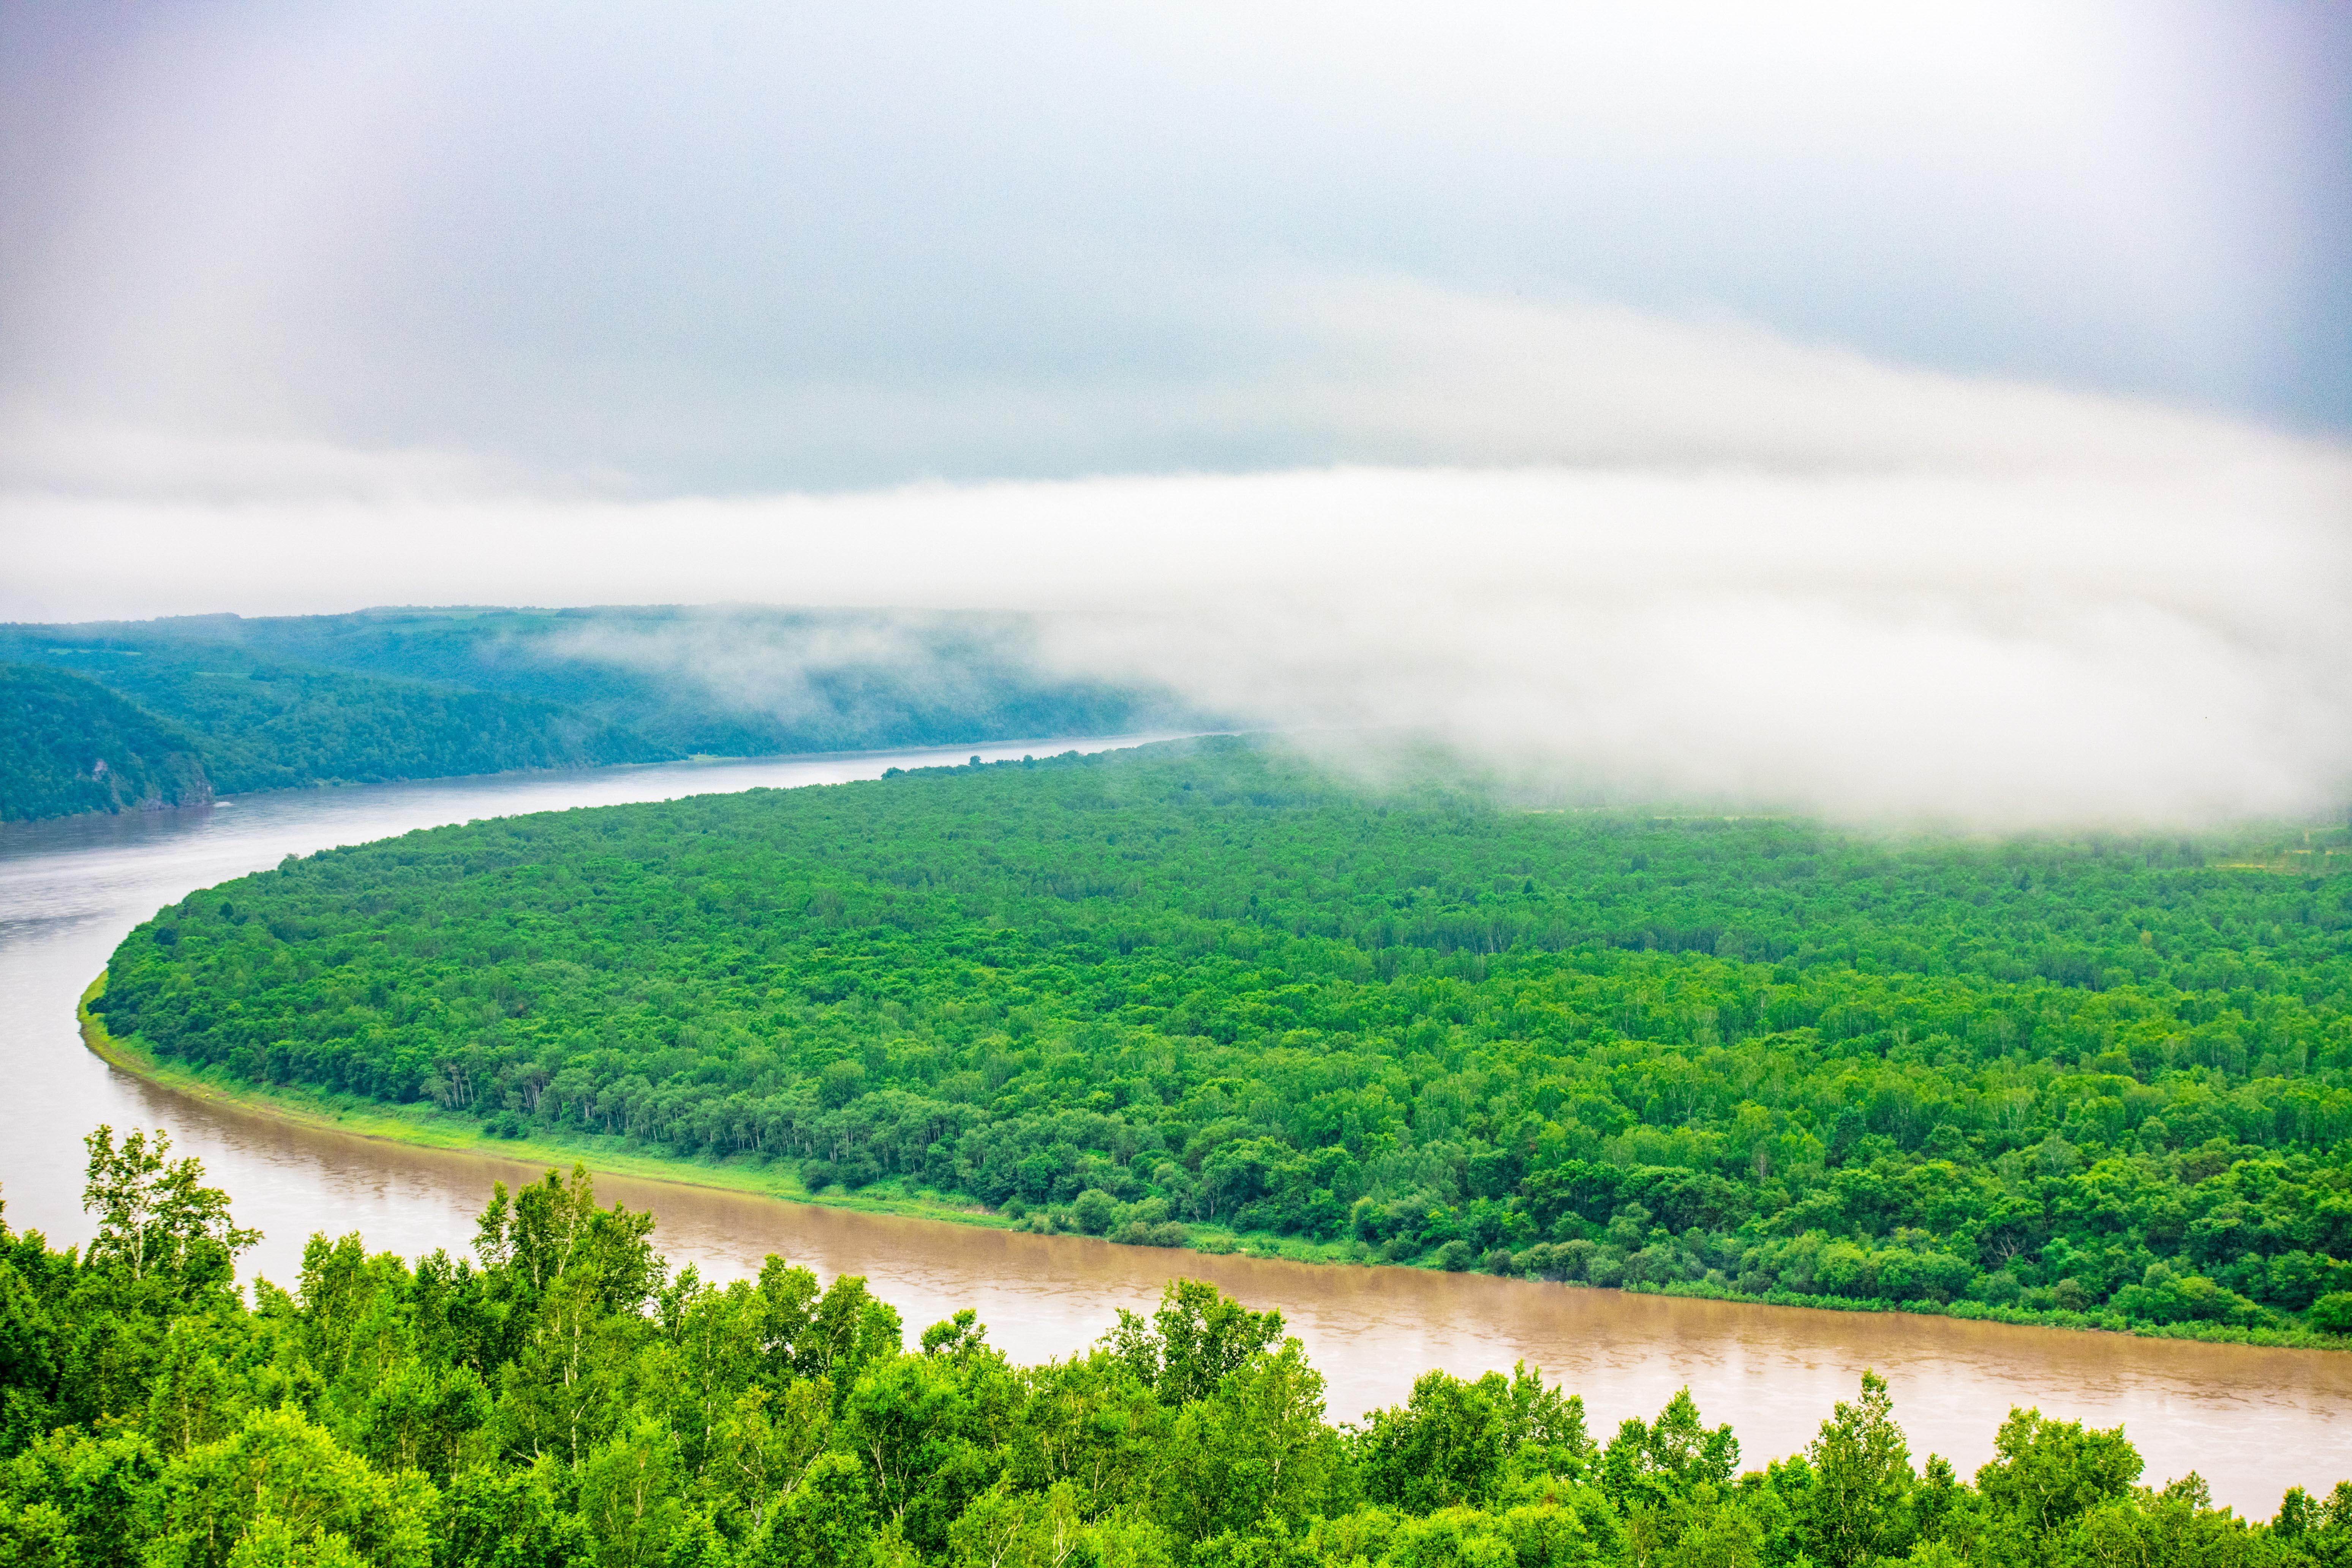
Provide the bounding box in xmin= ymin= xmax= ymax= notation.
xmin=2 ymin=738 xmax=2345 ymax=1513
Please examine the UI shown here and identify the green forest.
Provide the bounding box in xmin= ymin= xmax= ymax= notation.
xmin=0 ymin=655 xmax=662 ymax=824
xmin=0 ymin=607 xmax=1190 ymax=822
xmin=93 ymin=739 xmax=2352 ymax=1340
xmin=0 ymin=664 xmax=214 ymax=822
xmin=4 ymin=1128 xmax=2345 ymax=1568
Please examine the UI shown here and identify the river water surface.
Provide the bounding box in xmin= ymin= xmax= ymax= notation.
xmin=3 ymin=740 xmax=2346 ymax=1514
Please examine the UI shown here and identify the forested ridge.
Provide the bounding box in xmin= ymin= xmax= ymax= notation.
xmin=0 ymin=607 xmax=1189 ymax=822
xmin=5 ymin=1129 xmax=2348 ymax=1568
xmin=95 ymin=738 xmax=2352 ymax=1339
xmin=0 ymin=664 xmax=213 ymax=822
xmin=0 ymin=645 xmax=658 ymax=822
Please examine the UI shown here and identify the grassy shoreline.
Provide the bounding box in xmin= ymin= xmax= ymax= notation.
xmin=76 ymin=972 xmax=2347 ymax=1353
xmin=75 ymin=972 xmax=1025 ymax=1232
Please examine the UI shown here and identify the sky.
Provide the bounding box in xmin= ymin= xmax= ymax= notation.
xmin=3 ymin=1 xmax=2349 ymax=826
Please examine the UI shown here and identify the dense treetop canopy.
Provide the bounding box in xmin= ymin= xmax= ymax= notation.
xmin=3 ymin=1133 xmax=2346 ymax=1568
xmin=96 ymin=738 xmax=2352 ymax=1336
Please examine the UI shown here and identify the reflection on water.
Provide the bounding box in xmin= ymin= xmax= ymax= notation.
xmin=3 ymin=742 xmax=2345 ymax=1513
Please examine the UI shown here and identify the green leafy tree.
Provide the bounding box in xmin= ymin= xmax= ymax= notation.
xmin=0 ymin=1243 xmax=62 ymax=1449
xmin=1105 ymin=1280 xmax=1287 ymax=1407
xmin=999 ymin=1350 xmax=1169 ymax=1517
xmin=703 ymin=1381 xmax=833 ymax=1538
xmin=1601 ymin=1390 xmax=1739 ymax=1513
xmin=1354 ymin=1363 xmax=1592 ymax=1513
xmin=1157 ymin=1336 xmax=1343 ymax=1543
xmin=842 ymin=1327 xmax=1017 ymax=1554
xmin=148 ymin=1407 xmax=434 ymax=1568
xmin=1355 ymin=1369 xmax=1514 ymax=1512
xmin=1801 ymin=1371 xmax=1916 ymax=1567
xmin=2275 ymin=1479 xmax=2352 ymax=1567
xmin=578 ymin=1416 xmax=682 ymax=1568
xmin=91 ymin=739 xmax=2352 ymax=1336
xmin=8 ymin=1123 xmax=2348 ymax=1568
xmin=1972 ymin=1408 xmax=2143 ymax=1555
xmin=474 ymin=1168 xmax=662 ymax=1318
xmin=0 ymin=1427 xmax=167 ymax=1568
xmin=434 ymin=1462 xmax=591 ymax=1568
xmin=81 ymin=1128 xmax=257 ymax=1292
xmin=754 ymin=1450 xmax=871 ymax=1568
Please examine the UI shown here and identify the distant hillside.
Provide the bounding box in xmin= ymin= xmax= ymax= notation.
xmin=0 ymin=606 xmax=1199 ymax=822
xmin=28 ymin=646 xmax=668 ymax=795
xmin=0 ymin=663 xmax=211 ymax=822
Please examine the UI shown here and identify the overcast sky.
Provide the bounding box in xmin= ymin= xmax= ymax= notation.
xmin=3 ymin=3 xmax=2349 ymax=826
xmin=2 ymin=0 xmax=2346 ymax=492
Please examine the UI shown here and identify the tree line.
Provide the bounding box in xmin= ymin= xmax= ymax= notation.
xmin=0 ymin=606 xmax=1190 ymax=821
xmin=4 ymin=1125 xmax=2347 ymax=1568
xmin=92 ymin=738 xmax=2352 ymax=1338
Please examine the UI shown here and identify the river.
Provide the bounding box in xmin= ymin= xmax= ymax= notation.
xmin=3 ymin=739 xmax=2345 ymax=1514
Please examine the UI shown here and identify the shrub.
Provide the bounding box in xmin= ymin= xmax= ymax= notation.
xmin=1071 ymin=1189 xmax=1119 ymax=1236
xmin=2306 ymin=1292 xmax=2352 ymax=1335
xmin=1972 ymin=1270 xmax=2022 ymax=1306
xmin=2108 ymin=1265 xmax=2265 ymax=1328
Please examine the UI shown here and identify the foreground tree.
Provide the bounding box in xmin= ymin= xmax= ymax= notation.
xmin=1 ymin=1130 xmax=2340 ymax=1568
xmin=81 ymin=1127 xmax=258 ymax=1293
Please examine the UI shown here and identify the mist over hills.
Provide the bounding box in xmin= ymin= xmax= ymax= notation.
xmin=0 ymin=605 xmax=1198 ymax=822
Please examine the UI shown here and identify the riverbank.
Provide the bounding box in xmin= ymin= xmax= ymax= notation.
xmin=78 ymin=973 xmax=2348 ymax=1352
xmin=76 ymin=972 xmax=1028 ymax=1234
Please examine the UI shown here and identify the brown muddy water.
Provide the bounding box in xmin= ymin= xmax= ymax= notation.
xmin=3 ymin=742 xmax=2346 ymax=1513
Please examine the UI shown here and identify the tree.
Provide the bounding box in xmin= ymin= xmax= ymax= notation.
xmin=1103 ymin=1279 xmax=1285 ymax=1407
xmin=1973 ymin=1408 xmax=2142 ymax=1541
xmin=1354 ymin=1369 xmax=1513 ymax=1511
xmin=842 ymin=1334 xmax=1016 ymax=1553
xmin=1353 ymin=1363 xmax=1592 ymax=1513
xmin=756 ymin=1450 xmax=872 ymax=1568
xmin=0 ymin=1249 xmax=60 ymax=1442
xmin=473 ymin=1166 xmax=661 ymax=1315
xmin=1157 ymin=1339 xmax=1340 ymax=1543
xmin=81 ymin=1127 xmax=257 ymax=1291
xmin=2309 ymin=1292 xmax=2352 ymax=1335
xmin=1601 ymin=1389 xmax=1739 ymax=1512
xmin=1803 ymin=1371 xmax=1916 ymax=1568
xmin=0 ymin=1426 xmax=169 ymax=1568
xmin=578 ymin=1416 xmax=682 ymax=1568
xmin=6 ymin=1128 xmax=2349 ymax=1568
xmin=435 ymin=1462 xmax=590 ymax=1568
xmin=148 ymin=1407 xmax=434 ymax=1568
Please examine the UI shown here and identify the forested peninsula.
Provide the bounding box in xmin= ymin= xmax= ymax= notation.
xmin=5 ymin=1131 xmax=2347 ymax=1568
xmin=0 ymin=606 xmax=1190 ymax=822
xmin=92 ymin=739 xmax=2352 ymax=1342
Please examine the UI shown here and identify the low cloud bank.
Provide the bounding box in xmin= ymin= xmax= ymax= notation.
xmin=5 ymin=293 xmax=2346 ymax=831
xmin=1021 ymin=464 xmax=2352 ymax=831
